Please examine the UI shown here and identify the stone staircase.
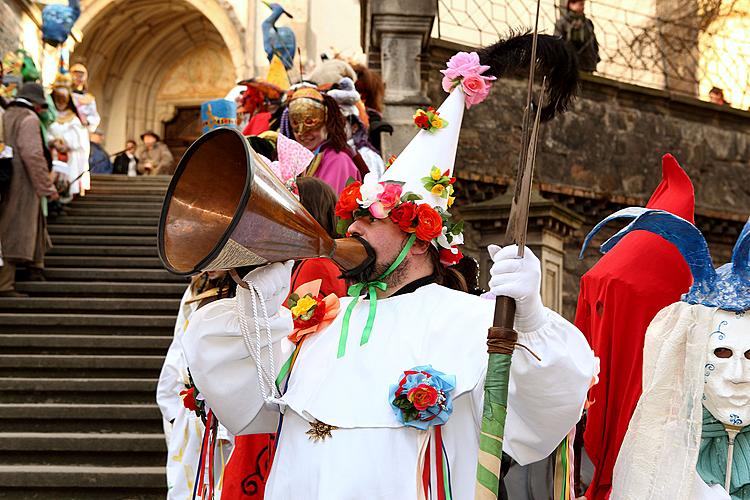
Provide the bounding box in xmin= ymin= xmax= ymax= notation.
xmin=0 ymin=175 xmax=185 ymax=499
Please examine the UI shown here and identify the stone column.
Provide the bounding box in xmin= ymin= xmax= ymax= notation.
xmin=460 ymin=191 xmax=583 ymax=316
xmin=367 ymin=0 xmax=436 ymax=156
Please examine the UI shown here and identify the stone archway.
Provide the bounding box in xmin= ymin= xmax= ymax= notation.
xmin=71 ymin=0 xmax=247 ymax=151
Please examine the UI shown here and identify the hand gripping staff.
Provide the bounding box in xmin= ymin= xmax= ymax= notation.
xmin=473 ymin=3 xmax=580 ymax=497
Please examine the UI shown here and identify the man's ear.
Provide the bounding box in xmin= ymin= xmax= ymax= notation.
xmin=410 ymin=238 xmax=431 ymax=256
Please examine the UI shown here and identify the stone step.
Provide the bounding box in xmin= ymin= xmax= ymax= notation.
xmin=85 ymin=189 xmax=167 ymax=197
xmin=0 ymin=334 xmax=171 ymax=352
xmin=50 ymin=215 xmax=160 ymax=226
xmin=0 ymin=354 xmax=163 ymax=378
xmin=74 ymin=194 xmax=166 ymax=202
xmin=0 ymin=465 xmax=165 ymax=496
xmin=0 ymin=313 xmax=175 ymax=327
xmin=64 ymin=207 xmax=162 ymax=217
xmin=70 ymin=199 xmax=163 ymax=208
xmin=0 ymin=433 xmax=166 ymax=467
xmin=47 ymin=245 xmax=158 ymax=256
xmin=48 ymin=224 xmax=157 ymax=235
xmin=0 ymin=376 xmax=159 ymax=403
xmin=1 ymin=403 xmax=163 ymax=433
xmin=44 ymin=255 xmax=164 ymax=268
xmin=0 ymin=432 xmax=166 ymax=452
xmin=40 ymin=267 xmax=185 ymax=282
xmin=48 ymin=234 xmax=157 ymax=246
xmin=15 ymin=281 xmax=184 ymax=297
xmin=0 ymin=297 xmax=180 ymax=313
xmin=0 ymin=314 xmax=175 ymax=338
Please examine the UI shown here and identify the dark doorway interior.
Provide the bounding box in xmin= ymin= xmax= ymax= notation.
xmin=163 ymin=106 xmax=201 ymax=163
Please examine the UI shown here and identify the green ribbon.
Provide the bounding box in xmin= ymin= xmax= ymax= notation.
xmin=337 ymin=233 xmax=417 ymax=358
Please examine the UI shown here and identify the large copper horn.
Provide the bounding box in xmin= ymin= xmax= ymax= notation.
xmin=158 ymin=127 xmax=371 ymax=276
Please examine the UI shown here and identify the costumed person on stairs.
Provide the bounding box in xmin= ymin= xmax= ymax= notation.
xmin=222 ymin=137 xmax=347 ymax=499
xmin=574 ymin=154 xmax=695 ymax=499
xmin=69 ymin=63 xmax=100 ymax=134
xmin=182 ymin=42 xmax=597 ymax=499
xmin=581 ymin=181 xmax=750 ymax=500
xmin=48 ymin=63 xmax=89 ymax=197
xmin=280 ymin=85 xmax=361 ymax=195
xmin=157 ymin=271 xmax=239 ymax=499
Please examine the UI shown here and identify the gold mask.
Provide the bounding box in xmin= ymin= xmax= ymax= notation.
xmin=288 ymin=88 xmax=326 ymax=135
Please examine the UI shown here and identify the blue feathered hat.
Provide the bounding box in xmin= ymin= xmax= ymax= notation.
xmin=580 ymin=180 xmax=750 ymax=312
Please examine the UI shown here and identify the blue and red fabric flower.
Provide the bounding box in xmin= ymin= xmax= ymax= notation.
xmin=389 ymin=365 xmax=455 ymax=430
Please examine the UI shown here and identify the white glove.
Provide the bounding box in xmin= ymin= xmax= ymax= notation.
xmin=487 ymin=244 xmax=546 ymax=332
xmin=238 ymin=260 xmax=294 ymax=314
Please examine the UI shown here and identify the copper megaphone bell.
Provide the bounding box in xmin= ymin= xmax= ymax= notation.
xmin=158 ymin=127 xmax=371 ymax=276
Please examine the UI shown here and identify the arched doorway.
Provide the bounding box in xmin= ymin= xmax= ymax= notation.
xmin=71 ymin=0 xmax=246 ymax=156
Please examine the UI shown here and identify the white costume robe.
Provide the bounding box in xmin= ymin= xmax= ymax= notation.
xmin=157 ymin=286 xmax=233 ymax=499
xmin=183 ymin=283 xmax=596 ymax=499
xmin=48 ymin=113 xmax=90 ymax=195
xmin=72 ymin=92 xmax=101 ymax=134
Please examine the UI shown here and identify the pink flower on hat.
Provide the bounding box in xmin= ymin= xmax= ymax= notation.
xmin=440 ymin=51 xmax=496 ymax=108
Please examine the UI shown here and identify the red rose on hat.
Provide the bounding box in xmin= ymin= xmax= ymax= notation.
xmin=335 ymin=181 xmax=362 ymax=218
xmin=414 ymin=204 xmax=443 ymax=241
xmin=390 ymin=202 xmax=417 ymax=233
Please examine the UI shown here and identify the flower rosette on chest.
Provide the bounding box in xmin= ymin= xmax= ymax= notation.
xmin=389 ymin=365 xmax=456 ymax=430
xmin=285 ymin=279 xmax=340 ymax=344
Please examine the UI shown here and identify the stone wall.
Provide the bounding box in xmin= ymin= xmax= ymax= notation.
xmin=424 ymin=40 xmax=750 ymax=320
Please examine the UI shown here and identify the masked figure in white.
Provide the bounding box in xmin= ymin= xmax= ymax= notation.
xmin=582 ymin=207 xmax=750 ymax=500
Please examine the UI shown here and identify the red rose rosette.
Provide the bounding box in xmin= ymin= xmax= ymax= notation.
xmin=389 ymin=202 xmax=417 ymax=233
xmin=414 ymin=204 xmax=443 ymax=242
xmin=335 ymin=181 xmax=362 ymax=219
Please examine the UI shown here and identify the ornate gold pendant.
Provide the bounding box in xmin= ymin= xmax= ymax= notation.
xmin=306 ymin=420 xmax=337 ymax=442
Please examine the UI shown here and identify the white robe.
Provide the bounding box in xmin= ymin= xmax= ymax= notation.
xmin=48 ymin=115 xmax=90 ymax=195
xmin=183 ymin=283 xmax=596 ymax=499
xmin=157 ymin=286 xmax=233 ymax=499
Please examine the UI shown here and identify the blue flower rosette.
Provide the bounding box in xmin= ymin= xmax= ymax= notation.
xmin=389 ymin=364 xmax=456 ymax=430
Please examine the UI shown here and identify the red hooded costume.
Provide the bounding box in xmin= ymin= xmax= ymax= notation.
xmin=575 ymin=154 xmax=695 ymax=499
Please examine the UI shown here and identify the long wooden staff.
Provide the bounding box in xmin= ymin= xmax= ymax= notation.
xmin=475 ymin=0 xmax=544 ymax=497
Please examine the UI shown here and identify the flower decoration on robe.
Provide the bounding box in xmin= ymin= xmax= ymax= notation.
xmin=285 ymin=279 xmax=340 ymax=344
xmin=440 ymin=51 xmax=497 ymax=108
xmin=413 ymin=106 xmax=448 ymax=132
xmin=180 ymin=369 xmax=207 ymax=420
xmin=334 ymin=173 xmax=464 ymax=254
xmin=389 ymin=365 xmax=456 ymax=430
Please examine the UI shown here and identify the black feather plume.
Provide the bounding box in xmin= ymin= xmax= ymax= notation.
xmin=478 ymin=31 xmax=579 ymax=122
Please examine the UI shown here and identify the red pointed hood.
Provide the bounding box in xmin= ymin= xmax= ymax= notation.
xmin=645 ymin=154 xmax=695 ymax=223
xmin=574 ymin=154 xmax=695 ymax=499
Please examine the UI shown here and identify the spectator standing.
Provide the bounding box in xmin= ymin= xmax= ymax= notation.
xmin=708 ymin=86 xmax=729 ymax=106
xmin=555 ymin=0 xmax=600 ymax=72
xmin=0 ymin=83 xmax=59 ymax=296
xmin=88 ymin=129 xmax=112 ymax=174
xmin=113 ymin=139 xmax=138 ymax=176
xmin=136 ymin=131 xmax=173 ymax=175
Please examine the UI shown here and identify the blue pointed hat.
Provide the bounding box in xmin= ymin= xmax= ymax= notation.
xmin=581 ymin=158 xmax=750 ymax=312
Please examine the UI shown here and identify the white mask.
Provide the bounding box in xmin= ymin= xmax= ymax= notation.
xmin=703 ymin=309 xmax=750 ymax=427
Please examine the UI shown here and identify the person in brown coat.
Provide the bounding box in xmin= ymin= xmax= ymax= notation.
xmin=0 ymin=83 xmax=59 ymax=296
xmin=135 ymin=131 xmax=173 ymax=175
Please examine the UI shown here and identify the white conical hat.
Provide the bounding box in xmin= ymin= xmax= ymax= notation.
xmin=380 ymin=88 xmax=466 ymax=210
